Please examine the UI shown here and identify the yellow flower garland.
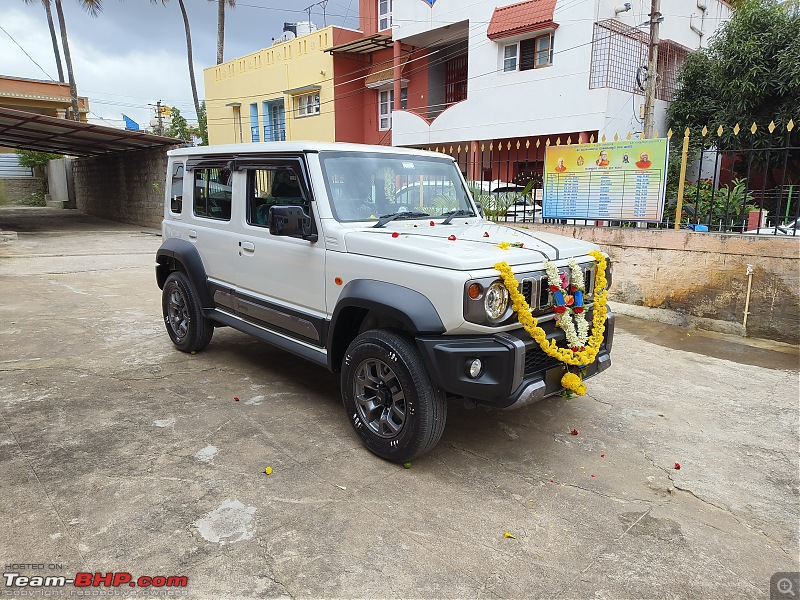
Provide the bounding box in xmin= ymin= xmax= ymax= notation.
xmin=494 ymin=250 xmax=609 ymax=395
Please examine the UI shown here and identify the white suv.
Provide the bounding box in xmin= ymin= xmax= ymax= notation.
xmin=156 ymin=142 xmax=614 ymax=462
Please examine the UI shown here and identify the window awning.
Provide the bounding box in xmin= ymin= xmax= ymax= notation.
xmin=283 ymin=85 xmax=322 ymax=96
xmin=327 ymin=34 xmax=393 ymax=54
xmin=364 ymin=56 xmax=409 ymax=89
xmin=486 ymin=0 xmax=559 ymax=41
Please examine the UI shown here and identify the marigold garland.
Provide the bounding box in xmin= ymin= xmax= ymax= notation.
xmin=494 ymin=250 xmax=609 ymax=394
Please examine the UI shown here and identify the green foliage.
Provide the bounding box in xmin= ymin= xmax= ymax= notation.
xmin=664 ymin=178 xmax=757 ymax=227
xmin=13 ymin=150 xmax=58 ymax=206
xmin=15 ymin=149 xmax=63 ymax=168
xmin=197 ymin=101 xmax=208 ymax=146
xmin=164 ymin=106 xmax=193 ymax=141
xmin=667 ymin=0 xmax=800 ymax=149
xmin=468 ymin=180 xmax=535 ymax=222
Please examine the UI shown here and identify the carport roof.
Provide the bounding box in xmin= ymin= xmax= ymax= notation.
xmin=0 ymin=106 xmax=183 ymax=157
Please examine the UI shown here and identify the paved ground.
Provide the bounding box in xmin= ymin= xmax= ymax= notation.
xmin=1 ymin=207 xmax=798 ymax=599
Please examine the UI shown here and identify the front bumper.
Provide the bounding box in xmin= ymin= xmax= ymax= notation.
xmin=416 ymin=310 xmax=614 ymax=409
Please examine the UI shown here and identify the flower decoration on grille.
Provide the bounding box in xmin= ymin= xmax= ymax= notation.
xmin=494 ymin=251 xmax=609 ymax=396
xmin=545 ymin=258 xmax=589 ymax=351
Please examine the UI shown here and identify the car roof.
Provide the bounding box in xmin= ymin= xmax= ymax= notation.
xmin=168 ymin=141 xmax=451 ymax=160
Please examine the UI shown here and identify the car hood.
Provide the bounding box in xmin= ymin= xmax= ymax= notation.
xmin=342 ymin=221 xmax=598 ymax=270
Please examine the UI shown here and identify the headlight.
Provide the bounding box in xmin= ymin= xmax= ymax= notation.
xmin=484 ymin=280 xmax=509 ymax=320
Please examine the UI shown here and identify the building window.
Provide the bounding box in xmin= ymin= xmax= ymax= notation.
xmin=295 ymin=92 xmax=320 ymax=118
xmin=503 ymin=44 xmax=518 ymax=72
xmin=378 ymin=88 xmax=407 ymax=131
xmin=250 ymin=103 xmax=260 ymax=142
xmin=263 ymin=100 xmax=286 ymax=141
xmin=503 ymin=33 xmax=554 ymax=72
xmin=379 ymin=0 xmax=392 ymax=31
xmin=445 ymin=55 xmax=468 ymax=104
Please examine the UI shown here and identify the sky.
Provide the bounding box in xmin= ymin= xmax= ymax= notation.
xmin=1 ymin=0 xmax=360 ymax=128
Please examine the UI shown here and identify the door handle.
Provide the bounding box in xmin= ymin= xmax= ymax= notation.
xmin=187 ymin=230 xmax=197 ymax=240
xmin=241 ymin=241 xmax=255 ymax=253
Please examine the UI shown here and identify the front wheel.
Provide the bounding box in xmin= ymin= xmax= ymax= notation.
xmin=162 ymin=271 xmax=214 ymax=353
xmin=341 ymin=329 xmax=446 ymax=462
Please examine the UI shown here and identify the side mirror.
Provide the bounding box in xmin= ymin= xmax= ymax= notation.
xmin=269 ymin=206 xmax=318 ymax=242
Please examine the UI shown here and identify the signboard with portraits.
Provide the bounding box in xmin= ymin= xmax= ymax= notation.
xmin=542 ymin=138 xmax=669 ymax=222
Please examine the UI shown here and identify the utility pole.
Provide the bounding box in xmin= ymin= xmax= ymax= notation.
xmin=642 ymin=0 xmax=661 ymax=139
xmin=156 ymin=100 xmax=164 ymax=136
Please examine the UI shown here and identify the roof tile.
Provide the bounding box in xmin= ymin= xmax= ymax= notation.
xmin=487 ymin=0 xmax=559 ymax=40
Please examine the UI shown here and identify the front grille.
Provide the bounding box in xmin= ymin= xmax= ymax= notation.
xmin=524 ymin=347 xmax=562 ymax=376
xmin=515 ymin=262 xmax=596 ymax=316
xmin=523 ymin=339 xmax=608 ymax=377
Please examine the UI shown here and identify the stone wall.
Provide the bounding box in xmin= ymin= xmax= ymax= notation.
xmin=0 ymin=177 xmax=39 ymax=204
xmin=73 ymin=146 xmax=179 ymax=229
xmin=530 ymin=224 xmax=800 ymax=345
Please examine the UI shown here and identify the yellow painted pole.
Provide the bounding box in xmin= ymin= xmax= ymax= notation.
xmin=673 ymin=128 xmax=691 ymax=230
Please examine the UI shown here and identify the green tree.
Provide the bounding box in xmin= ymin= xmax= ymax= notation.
xmin=197 ymin=100 xmax=208 ymax=146
xmin=163 ymin=107 xmax=197 ymax=141
xmin=15 ymin=150 xmax=64 ymax=205
xmin=667 ymin=0 xmax=800 ymax=149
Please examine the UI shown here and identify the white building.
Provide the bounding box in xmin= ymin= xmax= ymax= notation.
xmin=384 ymin=0 xmax=732 ymax=171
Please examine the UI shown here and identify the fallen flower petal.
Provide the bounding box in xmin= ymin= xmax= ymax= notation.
xmin=674 ymin=462 xmax=681 ymax=470
xmin=264 ymin=466 xmax=272 ymax=475
xmin=601 ymin=454 xmax=605 ymax=458
xmin=571 ymin=428 xmax=579 ymax=436
xmin=483 ymin=231 xmax=490 ymax=237
xmin=503 ymin=531 xmax=516 ymax=539
xmin=391 ymin=232 xmax=399 ymax=238
xmin=430 ymin=221 xmax=435 ymax=226
xmin=448 ymin=235 xmax=457 ymax=241
xmin=234 ymin=397 xmax=239 ymax=401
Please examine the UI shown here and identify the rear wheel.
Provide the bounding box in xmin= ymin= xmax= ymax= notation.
xmin=341 ymin=329 xmax=446 ymax=462
xmin=162 ymin=271 xmax=214 ymax=352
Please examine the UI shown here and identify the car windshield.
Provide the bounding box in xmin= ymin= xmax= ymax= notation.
xmin=319 ymin=151 xmax=475 ymax=223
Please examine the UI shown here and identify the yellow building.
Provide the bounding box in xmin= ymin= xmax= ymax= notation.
xmin=204 ymin=26 xmax=362 ymax=145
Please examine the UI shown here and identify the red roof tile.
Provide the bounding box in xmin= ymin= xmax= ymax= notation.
xmin=486 ymin=0 xmax=559 ymax=41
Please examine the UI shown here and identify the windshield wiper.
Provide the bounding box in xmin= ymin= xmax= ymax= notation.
xmin=373 ymin=211 xmax=430 ymax=228
xmin=441 ymin=210 xmax=475 ymax=225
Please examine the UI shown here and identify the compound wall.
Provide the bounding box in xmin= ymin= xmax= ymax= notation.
xmin=532 ymin=224 xmax=800 ymax=345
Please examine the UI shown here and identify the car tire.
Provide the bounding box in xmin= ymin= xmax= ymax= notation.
xmin=162 ymin=271 xmax=214 ymax=353
xmin=341 ymin=329 xmax=447 ymax=463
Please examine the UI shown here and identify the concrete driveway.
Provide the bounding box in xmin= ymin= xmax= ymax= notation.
xmin=1 ymin=207 xmax=798 ymax=599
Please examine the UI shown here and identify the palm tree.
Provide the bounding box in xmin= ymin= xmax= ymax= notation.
xmin=212 ymin=0 xmax=236 ymax=65
xmin=152 ymin=0 xmax=202 ymax=131
xmin=55 ymin=0 xmax=102 ymax=120
xmin=23 ymin=0 xmax=65 ymax=82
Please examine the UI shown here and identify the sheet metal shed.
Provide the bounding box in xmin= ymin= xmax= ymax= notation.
xmin=0 ymin=106 xmax=182 ymax=156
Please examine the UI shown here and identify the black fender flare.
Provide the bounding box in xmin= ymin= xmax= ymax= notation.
xmin=327 ymin=279 xmax=445 ymax=371
xmin=155 ymin=238 xmax=213 ymax=308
